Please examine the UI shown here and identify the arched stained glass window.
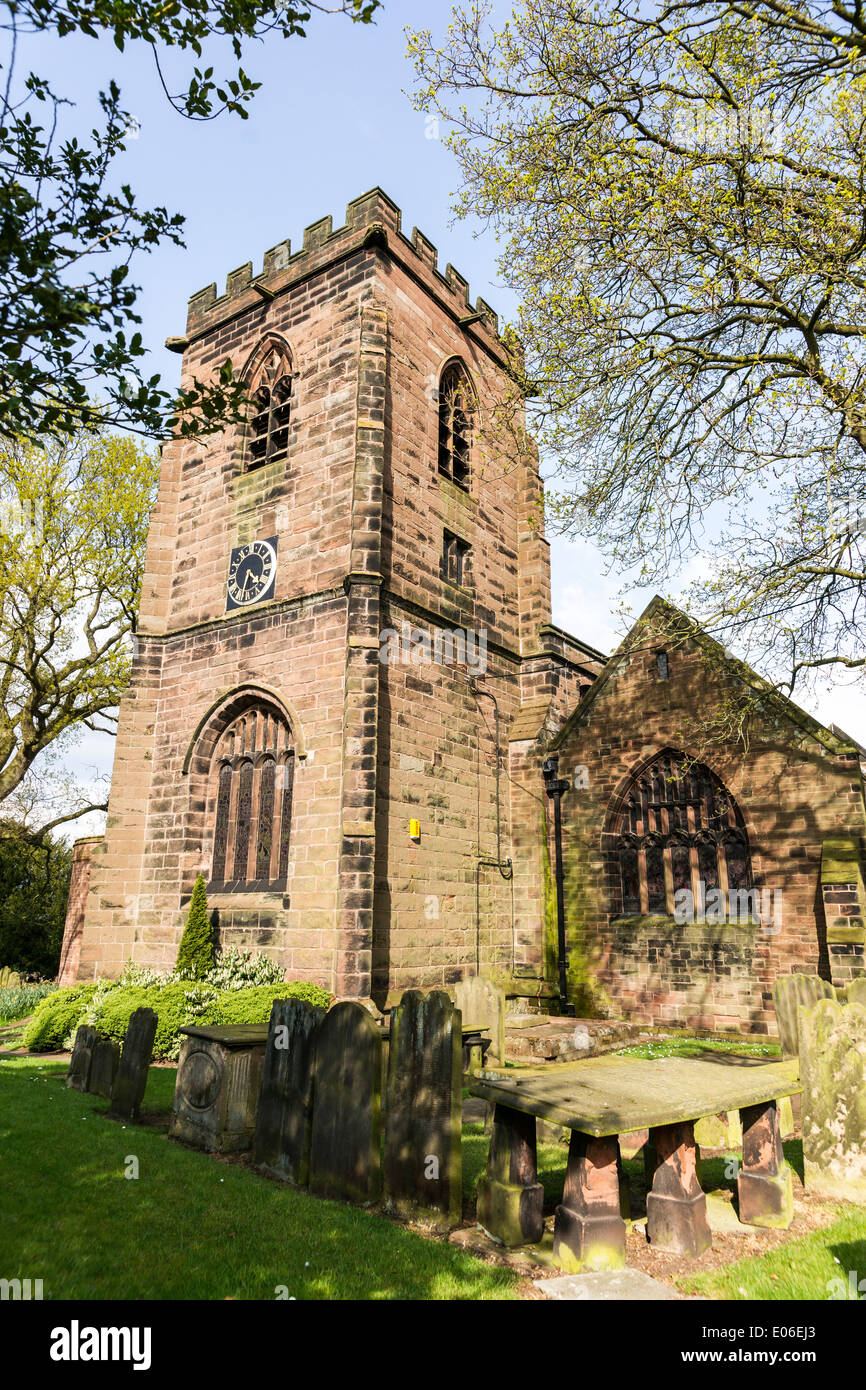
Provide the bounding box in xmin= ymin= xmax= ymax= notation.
xmin=611 ymin=751 xmax=751 ymax=917
xmin=208 ymin=705 xmax=295 ymax=889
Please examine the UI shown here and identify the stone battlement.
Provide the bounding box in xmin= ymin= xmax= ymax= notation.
xmin=185 ymin=187 xmax=501 ymax=343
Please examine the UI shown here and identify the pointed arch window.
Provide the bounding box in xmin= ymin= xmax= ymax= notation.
xmin=438 ymin=361 xmax=474 ymax=489
xmin=208 ymin=704 xmax=295 ymax=890
xmin=247 ymin=345 xmax=293 ymax=469
xmin=612 ymin=751 xmax=751 ymax=917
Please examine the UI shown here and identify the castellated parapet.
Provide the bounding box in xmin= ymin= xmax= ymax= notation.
xmin=184 ymin=187 xmax=502 ymax=347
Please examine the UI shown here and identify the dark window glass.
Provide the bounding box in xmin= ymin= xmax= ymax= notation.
xmin=232 ymin=761 xmax=254 ymax=882
xmin=620 ymin=846 xmax=641 ymax=915
xmin=646 ymin=844 xmax=666 ymax=912
xmin=442 ymin=529 xmax=470 ymax=586
xmin=212 ymin=763 xmax=232 ymax=882
xmin=278 ymin=753 xmax=295 ymax=880
xmin=256 ymin=758 xmax=276 ymax=880
xmin=671 ymin=843 xmax=692 ymax=897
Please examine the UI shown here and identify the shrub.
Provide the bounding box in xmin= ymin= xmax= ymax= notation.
xmin=204 ymin=946 xmax=284 ymax=990
xmin=95 ymin=981 xmax=219 ymax=1060
xmin=22 ymin=983 xmax=102 ymax=1051
xmin=199 ymin=981 xmax=331 ymax=1027
xmin=175 ymin=874 xmax=213 ymax=979
xmin=0 ymin=981 xmax=56 ymax=1022
xmin=23 ymin=975 xmax=332 ymax=1059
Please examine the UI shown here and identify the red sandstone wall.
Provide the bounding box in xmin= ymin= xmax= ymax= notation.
xmin=551 ymin=618 xmax=866 ymax=1033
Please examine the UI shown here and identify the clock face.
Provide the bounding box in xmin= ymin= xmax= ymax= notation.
xmin=226 ymin=537 xmax=277 ymax=610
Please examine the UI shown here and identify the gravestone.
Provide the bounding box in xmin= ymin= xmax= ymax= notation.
xmin=0 ymin=966 xmax=21 ymax=989
xmin=848 ymin=977 xmax=866 ymax=1009
xmin=383 ymin=989 xmax=462 ymax=1229
xmin=109 ymin=1007 xmax=158 ymax=1122
xmin=67 ymin=1025 xmax=97 ymax=1091
xmin=170 ymin=1025 xmax=266 ymax=1152
xmin=308 ymin=1002 xmax=382 ymax=1205
xmin=88 ymin=1037 xmax=121 ymax=1097
xmin=772 ymin=973 xmax=836 ymax=1057
xmin=799 ymin=997 xmax=866 ymax=1201
xmin=453 ymin=976 xmax=506 ymax=1069
xmin=253 ymin=997 xmax=326 ymax=1184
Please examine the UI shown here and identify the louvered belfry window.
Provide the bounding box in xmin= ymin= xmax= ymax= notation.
xmin=247 ymin=347 xmax=293 ymax=469
xmin=438 ymin=362 xmax=473 ymax=488
xmin=209 ymin=706 xmax=295 ymax=890
xmin=613 ymin=751 xmax=751 ymax=916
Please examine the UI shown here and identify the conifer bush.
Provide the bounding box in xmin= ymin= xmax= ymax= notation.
xmin=175 ymin=874 xmax=213 ymax=979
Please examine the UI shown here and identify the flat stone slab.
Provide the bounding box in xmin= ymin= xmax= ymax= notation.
xmin=534 ymin=1270 xmax=683 ymax=1301
xmin=470 ymin=1053 xmax=801 ymax=1136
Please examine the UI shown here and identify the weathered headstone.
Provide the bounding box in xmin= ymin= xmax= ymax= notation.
xmin=308 ymin=1002 xmax=382 ymax=1205
xmin=67 ymin=1025 xmax=96 ymax=1091
xmin=848 ymin=977 xmax=866 ymax=1009
xmin=108 ymin=1007 xmax=158 ymax=1122
xmin=453 ymin=976 xmax=506 ymax=1069
xmin=88 ymin=1036 xmax=121 ymax=1097
xmin=799 ymin=997 xmax=866 ymax=1201
xmin=0 ymin=966 xmax=21 ymax=989
xmin=772 ymin=973 xmax=836 ymax=1057
xmin=169 ymin=1025 xmax=266 ymax=1152
xmin=383 ymin=989 xmax=462 ymax=1229
xmin=253 ymin=997 xmax=325 ymax=1184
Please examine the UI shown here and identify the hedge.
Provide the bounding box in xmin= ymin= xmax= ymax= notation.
xmin=23 ymin=978 xmax=332 ymax=1060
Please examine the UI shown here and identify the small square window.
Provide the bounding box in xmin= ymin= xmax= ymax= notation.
xmin=442 ymin=529 xmax=470 ymax=586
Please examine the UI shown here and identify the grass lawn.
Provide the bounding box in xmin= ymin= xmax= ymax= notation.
xmin=678 ymin=1206 xmax=866 ymax=1300
xmin=612 ymin=1037 xmax=782 ymax=1060
xmin=0 ymin=1055 xmax=519 ymax=1301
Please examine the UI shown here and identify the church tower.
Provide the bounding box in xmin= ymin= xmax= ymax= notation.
xmin=76 ymin=190 xmax=601 ymax=1002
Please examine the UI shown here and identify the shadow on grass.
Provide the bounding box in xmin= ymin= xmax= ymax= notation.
xmin=1 ymin=1057 xmax=517 ymax=1301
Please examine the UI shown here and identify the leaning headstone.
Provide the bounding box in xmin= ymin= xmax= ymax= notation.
xmin=0 ymin=966 xmax=21 ymax=989
xmin=308 ymin=1002 xmax=382 ymax=1205
xmin=772 ymin=973 xmax=836 ymax=1057
xmin=254 ymin=997 xmax=326 ymax=1184
xmin=799 ymin=997 xmax=866 ymax=1201
xmin=66 ymin=1025 xmax=97 ymax=1091
xmin=88 ymin=1036 xmax=121 ymax=1097
xmin=383 ymin=989 xmax=463 ymax=1229
xmin=109 ymin=1008 xmax=158 ymax=1122
xmin=453 ymin=976 xmax=506 ymax=1069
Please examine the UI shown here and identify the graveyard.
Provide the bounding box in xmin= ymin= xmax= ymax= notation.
xmin=2 ymin=972 xmax=865 ymax=1302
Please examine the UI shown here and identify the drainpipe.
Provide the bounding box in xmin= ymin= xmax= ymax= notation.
xmin=469 ymin=681 xmax=513 ymax=975
xmin=542 ymin=755 xmax=575 ymax=1018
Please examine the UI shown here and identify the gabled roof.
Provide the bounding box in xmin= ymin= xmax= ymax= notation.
xmin=549 ymin=595 xmax=860 ymax=759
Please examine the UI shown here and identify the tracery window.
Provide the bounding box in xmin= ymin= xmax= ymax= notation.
xmin=612 ymin=751 xmax=751 ymax=917
xmin=438 ymin=361 xmax=474 ymax=489
xmin=208 ymin=705 xmax=295 ymax=889
xmin=247 ymin=346 xmax=293 ymax=469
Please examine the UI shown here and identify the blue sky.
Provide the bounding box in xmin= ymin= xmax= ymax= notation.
xmin=19 ymin=0 xmax=865 ymax=831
